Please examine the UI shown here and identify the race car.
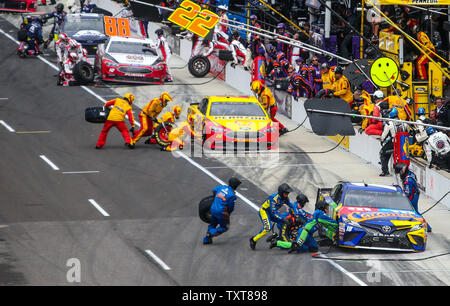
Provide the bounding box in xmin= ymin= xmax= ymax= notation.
xmin=0 ymin=0 xmax=37 ymax=12
xmin=317 ymin=182 xmax=427 ymax=252
xmin=188 ymin=96 xmax=279 ymax=150
xmin=95 ymin=36 xmax=167 ymax=84
xmin=62 ymin=13 xmax=107 ymax=56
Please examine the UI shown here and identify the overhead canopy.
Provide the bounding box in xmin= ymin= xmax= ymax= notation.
xmin=374 ymin=0 xmax=450 ymax=5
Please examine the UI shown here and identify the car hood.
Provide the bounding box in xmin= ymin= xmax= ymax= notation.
xmin=107 ymin=52 xmax=160 ymax=66
xmin=340 ymin=206 xmax=424 ymax=223
xmin=208 ymin=116 xmax=271 ymax=131
xmin=69 ymin=30 xmax=107 ymax=41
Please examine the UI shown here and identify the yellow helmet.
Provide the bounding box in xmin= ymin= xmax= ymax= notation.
xmin=251 ymin=80 xmax=263 ymax=94
xmin=123 ymin=93 xmax=135 ymax=104
xmin=173 ymin=105 xmax=182 ymax=119
xmin=161 ymin=92 xmax=173 ymax=104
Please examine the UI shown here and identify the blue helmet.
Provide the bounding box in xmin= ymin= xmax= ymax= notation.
xmin=389 ymin=108 xmax=399 ymax=118
xmin=417 ymin=107 xmax=426 ymax=116
xmin=426 ymin=127 xmax=437 ymax=135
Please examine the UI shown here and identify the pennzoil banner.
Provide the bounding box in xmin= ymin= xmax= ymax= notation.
xmin=374 ymin=0 xmax=450 ymax=5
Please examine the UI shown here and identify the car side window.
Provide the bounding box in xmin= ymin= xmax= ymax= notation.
xmin=331 ymin=184 xmax=343 ymax=203
xmin=199 ymin=98 xmax=209 ymax=115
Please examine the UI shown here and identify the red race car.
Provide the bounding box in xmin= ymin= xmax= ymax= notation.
xmin=0 ymin=0 xmax=37 ymax=12
xmin=95 ymin=36 xmax=167 ymax=84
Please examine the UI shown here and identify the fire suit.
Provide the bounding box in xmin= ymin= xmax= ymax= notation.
xmin=321 ymin=69 xmax=335 ymax=90
xmin=251 ymin=193 xmax=291 ymax=243
xmin=275 ymin=209 xmax=337 ymax=252
xmin=163 ymin=120 xmax=194 ymax=152
xmin=257 ymin=87 xmax=286 ymax=131
xmin=154 ymin=35 xmax=172 ymax=81
xmin=204 ymin=185 xmax=237 ymax=241
xmin=96 ymin=98 xmax=135 ymax=148
xmin=332 ymin=75 xmax=353 ymax=106
xmin=132 ymin=98 xmax=168 ymax=144
xmin=26 ymin=21 xmax=44 ymax=55
xmin=416 ymin=31 xmax=435 ymax=80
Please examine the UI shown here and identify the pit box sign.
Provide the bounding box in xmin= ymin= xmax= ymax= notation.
xmin=168 ymin=0 xmax=219 ymax=38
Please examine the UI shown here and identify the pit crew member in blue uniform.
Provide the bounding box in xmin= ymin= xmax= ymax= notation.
xmin=203 ymin=177 xmax=242 ymax=245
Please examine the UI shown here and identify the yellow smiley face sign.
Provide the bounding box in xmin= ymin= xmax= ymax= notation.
xmin=370 ymin=57 xmax=400 ymax=88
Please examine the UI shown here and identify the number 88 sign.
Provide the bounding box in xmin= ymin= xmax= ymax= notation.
xmin=168 ymin=0 xmax=219 ymax=38
xmin=104 ymin=16 xmax=131 ymax=37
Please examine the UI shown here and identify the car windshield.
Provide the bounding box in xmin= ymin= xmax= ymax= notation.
xmin=107 ymin=41 xmax=157 ymax=56
xmin=63 ymin=16 xmax=105 ymax=34
xmin=209 ymin=102 xmax=266 ymax=117
xmin=343 ymin=189 xmax=414 ymax=211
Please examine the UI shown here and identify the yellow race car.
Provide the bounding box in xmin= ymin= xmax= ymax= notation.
xmin=188 ymin=96 xmax=279 ymax=150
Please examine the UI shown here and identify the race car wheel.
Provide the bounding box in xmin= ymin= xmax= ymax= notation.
xmin=155 ymin=121 xmax=175 ymax=148
xmin=188 ymin=55 xmax=211 ymax=78
xmin=199 ymin=195 xmax=214 ymax=224
xmin=73 ymin=61 xmax=95 ymax=85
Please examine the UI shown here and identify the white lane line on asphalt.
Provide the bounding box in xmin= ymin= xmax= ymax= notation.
xmin=0 ymin=26 xmax=367 ymax=286
xmin=39 ymin=155 xmax=60 ymax=171
xmin=88 ymin=199 xmax=110 ymax=217
xmin=176 ymin=151 xmax=260 ymax=211
xmin=145 ymin=250 xmax=171 ymax=271
xmin=62 ymin=171 xmax=100 ymax=174
xmin=0 ymin=97 xmax=9 ymax=100
xmin=0 ymin=120 xmax=15 ymax=132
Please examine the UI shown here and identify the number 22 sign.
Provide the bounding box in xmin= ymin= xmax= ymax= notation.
xmin=168 ymin=0 xmax=219 ymax=38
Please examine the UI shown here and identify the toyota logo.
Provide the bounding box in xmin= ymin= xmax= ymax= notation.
xmin=381 ymin=225 xmax=392 ymax=233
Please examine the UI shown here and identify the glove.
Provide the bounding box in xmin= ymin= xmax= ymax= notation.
xmin=358 ymin=127 xmax=364 ymax=134
xmin=129 ymin=127 xmax=135 ymax=134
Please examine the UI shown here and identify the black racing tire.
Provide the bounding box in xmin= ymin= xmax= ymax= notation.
xmin=199 ymin=195 xmax=214 ymax=224
xmin=154 ymin=121 xmax=175 ymax=148
xmin=280 ymin=222 xmax=300 ymax=243
xmin=73 ymin=61 xmax=95 ymax=85
xmin=188 ymin=55 xmax=211 ymax=78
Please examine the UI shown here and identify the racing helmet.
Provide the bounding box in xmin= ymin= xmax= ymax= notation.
xmin=394 ymin=163 xmax=409 ymax=180
xmin=389 ymin=108 xmax=399 ymax=118
xmin=417 ymin=107 xmax=426 ymax=116
xmin=426 ymin=127 xmax=437 ymax=136
xmin=228 ymin=177 xmax=242 ymax=190
xmin=334 ymin=66 xmax=344 ymax=75
xmin=315 ymin=200 xmax=329 ymax=212
xmin=251 ymin=80 xmax=263 ymax=95
xmin=124 ymin=93 xmax=135 ymax=104
xmin=172 ymin=105 xmax=182 ymax=119
xmin=161 ymin=92 xmax=173 ymax=104
xmin=24 ymin=16 xmax=34 ymax=25
xmin=373 ymin=90 xmax=384 ymax=100
xmin=56 ymin=3 xmax=64 ymax=13
xmin=250 ymin=15 xmax=257 ymax=21
xmin=58 ymin=33 xmax=69 ymax=43
xmin=296 ymin=193 xmax=309 ymax=208
xmin=320 ymin=63 xmax=329 ymax=70
xmin=278 ymin=183 xmax=293 ymax=199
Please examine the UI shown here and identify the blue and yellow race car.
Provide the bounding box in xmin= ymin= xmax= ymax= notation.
xmin=318 ymin=182 xmax=428 ymax=252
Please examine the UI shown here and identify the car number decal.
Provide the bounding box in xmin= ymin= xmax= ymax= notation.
xmin=168 ymin=0 xmax=219 ymax=38
xmin=104 ymin=16 xmax=131 ymax=37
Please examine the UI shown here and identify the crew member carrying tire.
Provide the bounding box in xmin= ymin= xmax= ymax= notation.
xmin=95 ymin=93 xmax=136 ymax=150
xmin=203 ymin=177 xmax=242 ymax=245
xmin=132 ymin=92 xmax=173 ymax=145
xmin=251 ymin=80 xmax=288 ymax=136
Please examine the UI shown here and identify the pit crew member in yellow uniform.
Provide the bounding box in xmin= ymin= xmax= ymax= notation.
xmin=132 ymin=92 xmax=173 ymax=145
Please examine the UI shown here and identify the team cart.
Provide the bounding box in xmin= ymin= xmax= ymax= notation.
xmin=317 ymin=182 xmax=428 ymax=252
xmin=187 ymin=96 xmax=279 ymax=151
